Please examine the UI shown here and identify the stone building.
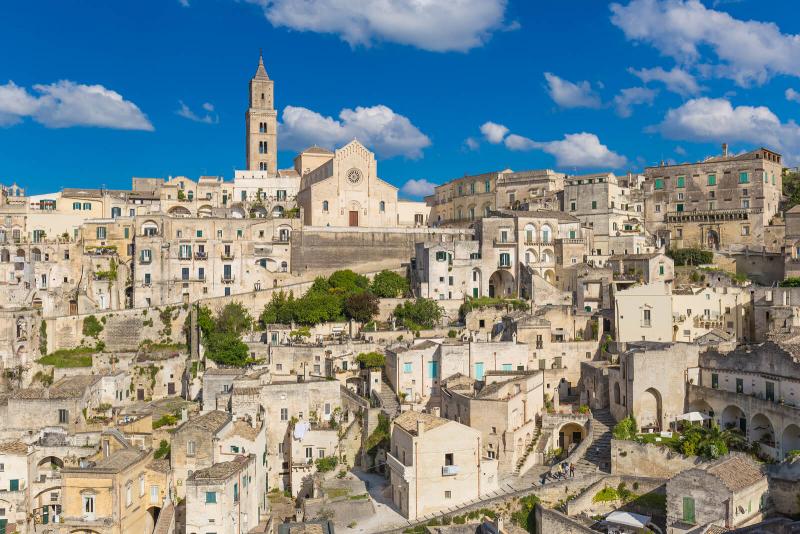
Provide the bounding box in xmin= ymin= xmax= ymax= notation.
xmin=5 ymin=375 xmax=104 ymax=434
xmin=387 ymin=410 xmax=498 ymax=520
xmin=186 ymin=454 xmax=260 ymax=534
xmin=245 ymin=53 xmax=277 ymax=173
xmin=170 ymin=410 xmax=232 ymax=498
xmin=439 ymin=370 xmax=545 ymax=475
xmin=0 ymin=441 xmax=31 ymax=533
xmin=644 ymin=146 xmax=784 ymax=251
xmin=665 ymin=454 xmax=767 ymax=533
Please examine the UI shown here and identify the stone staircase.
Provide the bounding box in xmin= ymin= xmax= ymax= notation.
xmin=573 ymin=409 xmax=615 ymax=476
xmin=374 ymin=379 xmax=400 ymax=418
xmin=513 ymin=421 xmax=542 ymax=476
xmin=153 ymin=502 xmax=175 ymax=534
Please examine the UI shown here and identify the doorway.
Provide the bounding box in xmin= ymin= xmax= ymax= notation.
xmin=349 ymin=211 xmax=359 ymax=227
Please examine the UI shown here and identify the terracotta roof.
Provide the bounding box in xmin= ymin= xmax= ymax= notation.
xmin=188 ymin=454 xmax=252 ymax=482
xmin=706 ymin=455 xmax=764 ymax=492
xmin=393 ymin=410 xmax=449 ymax=435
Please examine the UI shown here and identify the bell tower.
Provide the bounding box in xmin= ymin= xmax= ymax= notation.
xmin=245 ymin=51 xmax=277 ymax=173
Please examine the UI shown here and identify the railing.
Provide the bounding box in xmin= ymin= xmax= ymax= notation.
xmin=221 ymin=251 xmax=235 ymax=260
xmin=524 ymin=240 xmax=553 ymax=246
xmin=273 ymin=236 xmax=291 ymax=244
xmin=498 ymin=262 xmax=512 ymax=269
xmin=666 ymin=207 xmax=762 ymax=223
xmin=386 ymin=452 xmax=410 ymax=478
xmin=194 ymin=251 xmax=207 ymax=260
xmin=221 ymin=275 xmax=235 ymax=284
xmin=139 ymin=256 xmax=152 ymax=264
xmin=493 ymin=239 xmax=517 ymax=247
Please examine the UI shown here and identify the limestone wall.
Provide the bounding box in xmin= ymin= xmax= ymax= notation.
xmin=565 ymin=475 xmax=665 ymax=517
xmin=611 ymin=439 xmax=703 ymax=478
xmin=534 ymin=505 xmax=594 ymax=534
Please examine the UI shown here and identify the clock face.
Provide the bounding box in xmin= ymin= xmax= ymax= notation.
xmin=347 ymin=168 xmax=363 ymax=185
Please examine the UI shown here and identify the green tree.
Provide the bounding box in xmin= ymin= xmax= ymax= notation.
xmin=783 ymin=171 xmax=800 ymax=210
xmin=205 ymin=332 xmax=250 ymax=366
xmin=328 ymin=269 xmax=369 ymax=293
xmin=196 ymin=305 xmax=215 ymax=338
xmin=394 ymin=298 xmax=442 ymax=329
xmin=344 ymin=291 xmax=379 ymax=322
xmin=214 ymin=302 xmax=253 ymax=335
xmin=356 ymin=351 xmax=385 ymax=369
xmin=612 ymin=415 xmax=638 ymax=440
xmin=370 ymin=270 xmax=409 ymax=298
xmin=295 ymin=291 xmax=344 ymax=325
xmin=82 ymin=315 xmax=104 ymax=338
xmin=260 ymin=291 xmax=297 ymax=325
xmin=667 ymin=248 xmax=713 ymax=266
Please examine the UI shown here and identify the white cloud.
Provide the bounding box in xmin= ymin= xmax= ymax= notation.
xmin=786 ymin=88 xmax=800 ymax=104
xmin=655 ymin=97 xmax=800 ymax=161
xmin=279 ymin=104 xmax=430 ymax=159
xmin=611 ymin=0 xmax=800 ymax=86
xmin=178 ymin=0 xmax=190 ymax=6
xmin=675 ymin=145 xmax=687 ymax=155
xmin=544 ymin=72 xmax=602 ymax=109
xmin=401 ymin=178 xmax=437 ymax=198
xmin=247 ymin=0 xmax=510 ymax=52
xmin=614 ymin=86 xmax=657 ymax=118
xmin=504 ymin=132 xmax=627 ymax=168
xmin=629 ymin=66 xmax=702 ymax=96
xmin=480 ymin=121 xmax=509 ymax=144
xmin=176 ymin=100 xmax=219 ymax=124
xmin=464 ymin=137 xmax=479 ymax=151
xmin=0 ymin=80 xmax=153 ymax=130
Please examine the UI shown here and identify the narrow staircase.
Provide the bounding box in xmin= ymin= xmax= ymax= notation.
xmin=573 ymin=409 xmax=615 ymax=476
xmin=153 ymin=502 xmax=175 ymax=534
xmin=374 ymin=379 xmax=400 ymax=418
xmin=513 ymin=420 xmax=542 ymax=476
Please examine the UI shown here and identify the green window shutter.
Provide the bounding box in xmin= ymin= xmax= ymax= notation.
xmin=739 ymin=172 xmax=749 ymax=184
xmin=677 ymin=176 xmax=685 ymax=188
xmin=655 ymin=179 xmax=664 ymax=190
xmin=708 ymin=175 xmax=716 ymax=186
xmin=676 ymin=204 xmax=684 ymax=212
xmin=683 ymin=497 xmax=695 ymax=523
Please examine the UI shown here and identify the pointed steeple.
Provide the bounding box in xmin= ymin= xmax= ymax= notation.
xmin=254 ymin=49 xmax=270 ymax=80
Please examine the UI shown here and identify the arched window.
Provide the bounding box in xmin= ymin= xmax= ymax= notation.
xmin=379 ymin=201 xmax=386 ymax=213
xmin=541 ymin=225 xmax=551 ymax=243
xmin=468 ymin=207 xmax=475 ymax=220
xmin=322 ymin=200 xmax=329 ymax=212
xmin=525 ymin=224 xmax=535 ymax=244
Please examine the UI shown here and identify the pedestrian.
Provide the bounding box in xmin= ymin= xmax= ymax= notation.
xmin=569 ymin=463 xmax=575 ymax=478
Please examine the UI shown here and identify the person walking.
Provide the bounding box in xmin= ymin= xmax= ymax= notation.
xmin=569 ymin=463 xmax=575 ymax=478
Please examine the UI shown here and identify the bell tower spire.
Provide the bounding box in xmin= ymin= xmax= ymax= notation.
xmin=246 ymin=50 xmax=277 ymax=173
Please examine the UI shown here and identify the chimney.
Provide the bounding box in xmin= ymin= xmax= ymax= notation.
xmin=181 ymin=408 xmax=188 ymax=423
xmin=722 ymin=143 xmax=729 ymax=157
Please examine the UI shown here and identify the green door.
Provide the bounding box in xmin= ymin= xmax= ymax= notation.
xmin=683 ymin=497 xmax=695 ymax=524
xmin=9 ymin=479 xmax=18 ymax=491
xmin=0 ymin=518 xmax=7 ymax=534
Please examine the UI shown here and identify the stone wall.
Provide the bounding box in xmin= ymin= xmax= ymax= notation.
xmin=534 ymin=505 xmax=594 ymax=534
xmin=767 ymin=461 xmax=800 ymax=516
xmin=611 ymin=439 xmax=704 ymax=478
xmin=565 ymin=475 xmax=665 ymax=517
xmin=291 ymin=227 xmax=473 ymax=274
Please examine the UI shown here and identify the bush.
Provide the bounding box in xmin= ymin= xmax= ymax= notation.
xmin=154 ymin=439 xmax=171 ymax=460
xmin=612 ymin=415 xmax=638 ymax=440
xmin=38 ymin=346 xmax=95 ymax=368
xmin=370 ymin=270 xmax=409 ymax=298
xmin=447 ymin=329 xmax=457 ymax=338
xmin=667 ymin=248 xmax=713 ymax=266
xmin=328 ymin=270 xmax=369 ymax=293
xmin=356 ymin=351 xmax=385 ymax=369
xmin=205 ymin=332 xmax=250 ymax=367
xmin=780 ymin=277 xmax=800 ymax=287
xmin=459 ymin=297 xmax=528 ymax=320
xmin=215 ymin=302 xmax=253 ymax=335
xmin=511 ymin=494 xmax=540 ymax=532
xmin=344 ymin=291 xmax=379 ymax=323
xmin=394 ymin=298 xmax=443 ymax=329
xmin=82 ymin=315 xmax=104 ymax=338
xmin=315 ymin=456 xmax=338 ymax=473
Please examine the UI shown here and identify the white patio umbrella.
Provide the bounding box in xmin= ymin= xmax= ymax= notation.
xmin=678 ymin=411 xmax=710 ymax=422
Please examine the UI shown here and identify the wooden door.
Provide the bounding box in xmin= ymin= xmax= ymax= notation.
xmin=349 ymin=211 xmax=359 ymax=227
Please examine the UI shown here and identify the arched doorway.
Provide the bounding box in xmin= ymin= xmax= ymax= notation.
xmin=544 ymin=269 xmax=555 ymax=284
xmin=707 ymin=229 xmax=720 ymax=250
xmin=721 ymin=405 xmax=746 ymax=433
xmin=613 ymin=382 xmax=621 ymax=405
xmin=471 ymin=268 xmax=482 ymax=297
xmin=639 ymin=388 xmax=663 ymax=430
xmin=782 ymin=424 xmax=800 ymax=458
xmin=167 ymin=205 xmax=192 ymax=218
xmin=688 ymin=399 xmax=714 ymax=423
xmin=558 ymin=422 xmax=586 ymax=451
xmin=751 ymin=413 xmax=776 ymax=450
xmin=272 ymin=205 xmax=285 ymax=218
xmin=146 ymin=506 xmax=161 ymax=532
xmin=488 ymin=270 xmax=515 ymax=298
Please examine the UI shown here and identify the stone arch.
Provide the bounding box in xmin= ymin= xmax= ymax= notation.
xmin=688 ymin=399 xmax=714 ymax=420
xmin=540 ymin=248 xmax=553 ymax=264
xmin=721 ymin=405 xmax=747 ymax=433
xmin=146 ymin=506 xmax=161 ymax=533
xmin=525 ymin=249 xmax=537 ymax=265
xmin=197 ymin=204 xmax=213 ymax=218
xmin=167 ymin=205 xmax=192 ymax=217
xmin=250 ymin=206 xmax=267 ymax=218
xmin=782 ymin=424 xmax=800 ymax=457
xmin=482 ymin=203 xmax=492 ymax=217
xmin=751 ymin=413 xmax=776 ymax=449
xmin=16 ymin=248 xmax=25 ymax=260
xmin=141 ymin=220 xmax=159 ymax=236
xmin=613 ymin=382 xmax=621 ymax=405
xmin=488 ymin=270 xmax=515 ymax=298
xmin=31 ymin=247 xmax=42 ymax=261
xmin=639 ymin=387 xmax=663 ymax=430
xmin=543 ymin=269 xmax=555 ymax=284
xmin=707 ymin=229 xmax=720 ymax=250
xmin=557 ymin=422 xmax=586 ymax=451
xmin=271 ymin=205 xmax=285 ymax=217
xmin=230 ymin=205 xmax=246 ymax=219
xmin=524 ymin=224 xmax=537 ymax=244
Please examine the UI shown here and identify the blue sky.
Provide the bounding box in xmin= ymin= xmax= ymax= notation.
xmin=2 ymin=0 xmax=800 ymax=197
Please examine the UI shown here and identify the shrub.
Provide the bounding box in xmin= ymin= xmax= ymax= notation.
xmin=612 ymin=415 xmax=638 ymax=440
xmin=344 ymin=291 xmax=379 ymax=323
xmin=447 ymin=329 xmax=457 ymax=338
xmin=205 ymin=332 xmax=250 ymax=367
xmin=667 ymin=248 xmax=713 ymax=266
xmin=154 ymin=439 xmax=171 ymax=460
xmin=82 ymin=315 xmax=104 ymax=338
xmin=315 ymin=456 xmax=338 ymax=473
xmin=356 ymin=351 xmax=385 ymax=369
xmin=38 ymin=346 xmax=95 ymax=368
xmin=394 ymin=298 xmax=443 ymax=329
xmin=370 ymin=270 xmax=409 ymax=298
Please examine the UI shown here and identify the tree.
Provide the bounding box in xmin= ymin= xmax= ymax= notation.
xmin=344 ymin=291 xmax=379 ymax=322
xmin=394 ymin=298 xmax=442 ymax=329
xmin=82 ymin=315 xmax=104 ymax=338
xmin=784 ymin=171 xmax=800 ymax=210
xmin=667 ymin=248 xmax=713 ymax=266
xmin=356 ymin=351 xmax=385 ymax=369
xmin=196 ymin=305 xmax=215 ymax=338
xmin=612 ymin=415 xmax=638 ymax=440
xmin=295 ymin=291 xmax=344 ymax=325
xmin=205 ymin=332 xmax=250 ymax=366
xmin=214 ymin=302 xmax=253 ymax=335
xmin=370 ymin=270 xmax=409 ymax=298
xmin=260 ymin=291 xmax=297 ymax=326
xmin=328 ymin=269 xmax=369 ymax=293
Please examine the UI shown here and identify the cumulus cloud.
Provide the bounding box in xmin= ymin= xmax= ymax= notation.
xmin=0 ymin=80 xmax=153 ymax=130
xmin=507 ymin=132 xmax=627 ymax=168
xmin=247 ymin=0 xmax=511 ymax=52
xmin=279 ymin=104 xmax=430 ymax=159
xmin=463 ymin=137 xmax=480 ymax=151
xmin=480 ymin=121 xmax=509 ymax=144
xmin=611 ymin=0 xmax=800 ymax=86
xmin=614 ymin=87 xmax=658 ymax=118
xmin=629 ymin=66 xmax=702 ymax=96
xmin=176 ymin=100 xmax=219 ymax=124
xmin=543 ymin=72 xmax=602 ymax=109
xmin=786 ymin=88 xmax=800 ymax=104
xmin=655 ymin=97 xmax=800 ymax=161
xmin=401 ymin=178 xmax=437 ymax=198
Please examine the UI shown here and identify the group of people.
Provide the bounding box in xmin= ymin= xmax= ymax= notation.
xmin=539 ymin=462 xmax=575 ymax=485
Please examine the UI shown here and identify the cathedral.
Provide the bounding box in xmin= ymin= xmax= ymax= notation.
xmin=243 ymin=54 xmax=429 ymax=228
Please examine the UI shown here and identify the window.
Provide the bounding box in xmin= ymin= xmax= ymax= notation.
xmin=499 ymin=253 xmax=511 ymax=267
xmin=676 ymin=203 xmax=684 ymax=212
xmin=403 ymin=363 xmax=412 ymax=374
xmin=428 ymin=360 xmax=439 ymax=378
xmin=659 ymin=264 xmax=665 ymax=275
xmin=73 ymin=202 xmax=81 ymax=210
xmin=742 ymin=199 xmax=750 ymax=209
xmin=707 ymin=174 xmax=716 ymax=186
xmin=179 ymin=244 xmax=192 ymax=259
xmin=96 ymin=227 xmax=106 ymax=240
xmin=677 ymin=176 xmax=685 ymax=188
xmin=655 ymin=204 xmax=661 ymax=213
xmin=83 ymin=495 xmax=95 ymax=516
xmin=739 ymin=171 xmax=750 ymax=184
xmin=711 ymin=373 xmax=719 ymax=389
xmin=445 ymin=491 xmax=452 ymax=499
xmin=444 ymin=453 xmax=454 ymax=466
xmin=741 ymin=225 xmax=750 ymax=236
xmin=233 ymin=483 xmax=239 ymax=503
xmin=182 ymin=268 xmax=189 ymax=281
xmin=280 ymin=408 xmax=288 ymax=421
xmin=124 ymin=227 xmax=130 ymax=239
xmin=144 ymin=273 xmax=151 ymax=285
xmin=139 ymin=475 xmax=145 ymax=496
xmin=643 ymin=309 xmax=651 ymax=327
xmin=58 ymin=409 xmax=69 ymax=424
xmin=187 ymin=440 xmax=196 ymax=457
xmin=379 ymin=201 xmax=385 ymax=213
xmin=570 ymin=201 xmax=576 ymax=211
xmin=126 ymin=483 xmax=132 ymax=506
xmin=736 ymin=378 xmax=744 ymax=393
xmin=591 ymin=200 xmax=597 ymax=209
xmin=83 ymin=202 xmax=91 ymax=210
xmin=322 ymin=200 xmax=329 ymax=212
xmin=206 ymin=491 xmax=216 ymax=504
xmin=654 ymin=179 xmax=664 ymax=190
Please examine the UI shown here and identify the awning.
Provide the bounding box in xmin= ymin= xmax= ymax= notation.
xmin=678 ymin=411 xmax=711 ymax=422
xmin=606 ymin=511 xmax=651 ymax=529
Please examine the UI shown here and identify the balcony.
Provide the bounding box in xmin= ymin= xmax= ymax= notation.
xmin=694 ymin=315 xmax=724 ymax=329
xmin=221 ymin=275 xmax=235 ymax=284
xmin=498 ymin=262 xmax=512 ymax=269
xmin=666 ymin=207 xmax=761 ymax=223
xmin=194 ymin=251 xmax=208 ymax=260
xmin=493 ymin=239 xmax=517 ymax=247
xmin=139 ymin=256 xmax=152 ymax=265
xmin=273 ymin=235 xmax=291 ymax=244
xmin=221 ymin=251 xmax=235 ymax=260
xmin=386 ymin=452 xmax=411 ymax=479
xmin=524 ymin=240 xmax=553 ymax=246
xmin=441 ymin=465 xmax=460 ymax=476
